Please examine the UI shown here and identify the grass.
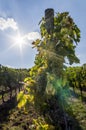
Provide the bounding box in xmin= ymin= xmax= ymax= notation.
xmin=67 ymin=88 xmax=86 ymax=130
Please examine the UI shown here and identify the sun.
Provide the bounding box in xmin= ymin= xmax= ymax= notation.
xmin=9 ymin=32 xmax=27 ymax=54
xmin=15 ymin=35 xmax=23 ymax=44
xmin=14 ymin=33 xmax=25 ymax=48
xmin=8 ymin=31 xmax=33 ymax=55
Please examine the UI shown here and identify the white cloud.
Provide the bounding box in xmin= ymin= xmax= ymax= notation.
xmin=0 ymin=17 xmax=41 ymax=41
xmin=0 ymin=17 xmax=41 ymax=47
xmin=9 ymin=31 xmax=41 ymax=49
xmin=24 ymin=32 xmax=41 ymax=41
xmin=5 ymin=65 xmax=15 ymax=68
xmin=0 ymin=17 xmax=18 ymax=31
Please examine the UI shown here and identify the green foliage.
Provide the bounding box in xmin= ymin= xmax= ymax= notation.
xmin=33 ymin=117 xmax=55 ymax=130
xmin=0 ymin=65 xmax=29 ymax=100
xmin=39 ymin=12 xmax=80 ymax=66
xmin=65 ymin=65 xmax=86 ymax=91
xmin=0 ymin=65 xmax=29 ymax=86
xmin=17 ymin=91 xmax=27 ymax=108
xmin=32 ymin=12 xmax=80 ymax=79
xmin=17 ymin=10 xmax=81 ymax=129
xmin=17 ymin=10 xmax=81 ymax=109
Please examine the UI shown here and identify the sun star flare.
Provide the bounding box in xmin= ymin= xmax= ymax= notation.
xmin=14 ymin=33 xmax=25 ymax=49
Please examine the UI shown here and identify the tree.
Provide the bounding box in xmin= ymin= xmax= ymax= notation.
xmin=32 ymin=11 xmax=80 ymax=78
xmin=17 ymin=10 xmax=81 ymax=129
xmin=18 ymin=9 xmax=81 ymax=102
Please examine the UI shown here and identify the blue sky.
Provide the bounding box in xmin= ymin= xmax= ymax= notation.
xmin=0 ymin=0 xmax=86 ymax=68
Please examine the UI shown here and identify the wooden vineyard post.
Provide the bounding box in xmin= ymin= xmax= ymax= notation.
xmin=45 ymin=8 xmax=54 ymax=34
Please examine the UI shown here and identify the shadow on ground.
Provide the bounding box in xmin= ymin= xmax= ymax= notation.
xmin=0 ymin=97 xmax=17 ymax=124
